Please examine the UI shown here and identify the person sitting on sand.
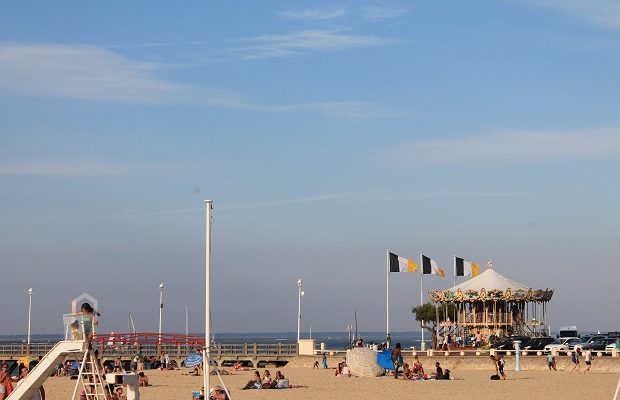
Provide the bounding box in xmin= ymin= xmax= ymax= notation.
xmin=241 ymin=371 xmax=261 ymax=390
xmin=334 ymin=363 xmax=342 ymax=376
xmin=402 ymin=363 xmax=413 ymax=380
xmin=341 ymin=362 xmax=350 ymax=377
xmin=312 ymin=360 xmax=319 ymax=369
xmin=261 ymin=370 xmax=272 ymax=387
xmin=138 ymin=372 xmax=150 ymax=387
xmin=433 ymin=362 xmax=444 ymax=380
xmin=412 ymin=355 xmax=424 ymax=376
xmin=114 ymin=387 xmax=126 ymax=400
xmin=209 ymin=386 xmax=229 ymax=400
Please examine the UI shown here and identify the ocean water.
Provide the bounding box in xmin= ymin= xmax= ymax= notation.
xmin=0 ymin=331 xmax=424 ymax=349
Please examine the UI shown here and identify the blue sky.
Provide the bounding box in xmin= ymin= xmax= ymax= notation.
xmin=1 ymin=1 xmax=619 ymax=336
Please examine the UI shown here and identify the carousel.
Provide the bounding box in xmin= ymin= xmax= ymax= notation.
xmin=428 ymin=261 xmax=553 ymax=341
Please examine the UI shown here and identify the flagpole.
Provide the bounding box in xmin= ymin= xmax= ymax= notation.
xmin=453 ymin=255 xmax=457 ymax=288
xmin=386 ymin=250 xmax=389 ymax=337
xmin=204 ymin=200 xmax=213 ymax=396
xmin=420 ymin=253 xmax=425 ymax=352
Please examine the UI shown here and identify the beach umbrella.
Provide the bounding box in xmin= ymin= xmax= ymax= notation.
xmin=184 ymin=352 xmax=203 ymax=368
xmin=346 ymin=348 xmax=384 ymax=377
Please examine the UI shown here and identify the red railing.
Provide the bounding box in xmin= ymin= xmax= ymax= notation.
xmin=92 ymin=332 xmax=206 ymax=346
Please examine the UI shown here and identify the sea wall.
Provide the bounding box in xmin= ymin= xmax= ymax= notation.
xmin=286 ymin=354 xmax=620 ymax=373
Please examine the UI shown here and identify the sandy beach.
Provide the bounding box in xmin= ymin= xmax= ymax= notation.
xmin=41 ymin=358 xmax=620 ymax=400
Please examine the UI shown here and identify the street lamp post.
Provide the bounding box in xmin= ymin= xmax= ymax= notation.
xmin=158 ymin=283 xmax=165 ymax=348
xmin=27 ymin=288 xmax=32 ymax=360
xmin=297 ymin=279 xmax=304 ymax=344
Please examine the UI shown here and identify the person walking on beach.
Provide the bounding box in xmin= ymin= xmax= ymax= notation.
xmin=546 ymin=353 xmax=557 ymax=371
xmin=322 ymin=353 xmax=328 ymax=369
xmin=497 ymin=355 xmax=506 ymax=380
xmin=570 ymin=349 xmax=581 ymax=373
xmin=490 ymin=355 xmax=506 ymax=379
xmin=583 ymin=349 xmax=593 ymax=373
xmin=386 ymin=333 xmax=392 ymax=349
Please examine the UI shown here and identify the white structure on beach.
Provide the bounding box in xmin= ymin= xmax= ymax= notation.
xmin=429 ymin=265 xmax=553 ymax=340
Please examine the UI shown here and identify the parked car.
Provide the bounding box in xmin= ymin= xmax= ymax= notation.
xmin=544 ymin=337 xmax=580 ymax=353
xmin=490 ymin=336 xmax=530 ymax=351
xmin=573 ymin=335 xmax=609 ymax=352
xmin=523 ymin=337 xmax=556 ymax=351
xmin=605 ymin=342 xmax=620 ymax=355
xmin=581 ymin=337 xmax=616 ymax=352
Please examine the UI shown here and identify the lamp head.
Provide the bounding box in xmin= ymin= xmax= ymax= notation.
xmin=297 ymin=279 xmax=302 ymax=287
xmin=300 ymin=291 xmax=305 ymax=297
xmin=159 ymin=283 xmax=165 ymax=289
xmin=28 ymin=288 xmax=33 ymax=295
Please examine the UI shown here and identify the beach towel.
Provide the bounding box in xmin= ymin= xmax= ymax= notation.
xmin=184 ymin=353 xmax=203 ymax=368
xmin=274 ymin=379 xmax=289 ymax=389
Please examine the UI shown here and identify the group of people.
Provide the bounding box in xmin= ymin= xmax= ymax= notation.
xmin=0 ymin=363 xmax=45 ymax=400
xmin=334 ymin=361 xmax=350 ymax=377
xmin=241 ymin=369 xmax=289 ymax=390
xmin=399 ymin=355 xmax=428 ymax=380
xmin=569 ymin=348 xmax=594 ymax=374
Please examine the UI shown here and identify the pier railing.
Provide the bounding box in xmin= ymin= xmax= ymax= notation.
xmin=0 ymin=342 xmax=298 ymax=360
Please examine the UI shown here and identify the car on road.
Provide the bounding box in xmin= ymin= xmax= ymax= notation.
xmin=523 ymin=337 xmax=556 ymax=351
xmin=543 ymin=337 xmax=580 ymax=353
xmin=490 ymin=336 xmax=530 ymax=351
xmin=581 ymin=337 xmax=616 ymax=352
xmin=605 ymin=342 xmax=620 ymax=355
xmin=573 ymin=335 xmax=609 ymax=352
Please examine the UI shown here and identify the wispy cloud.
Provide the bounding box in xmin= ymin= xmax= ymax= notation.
xmin=0 ymin=161 xmax=162 ymax=177
xmin=361 ymin=6 xmax=408 ymax=20
xmin=232 ymin=30 xmax=396 ymax=59
xmin=0 ymin=44 xmax=186 ymax=103
xmin=516 ymin=0 xmax=620 ymax=29
xmin=0 ymin=43 xmax=246 ymax=107
xmin=0 ymin=43 xmax=409 ymax=120
xmin=393 ymin=128 xmax=620 ymax=164
xmin=279 ymin=7 xmax=346 ymax=21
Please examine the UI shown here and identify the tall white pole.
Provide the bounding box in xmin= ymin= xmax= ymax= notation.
xmin=420 ymin=254 xmax=425 ymax=351
xmin=204 ymin=200 xmax=213 ymax=395
xmin=386 ymin=250 xmax=389 ymax=337
xmin=453 ymin=256 xmax=457 ymax=288
xmin=185 ymin=303 xmax=189 ymax=344
xmin=158 ymin=283 xmax=165 ymax=345
xmin=27 ymin=288 xmax=32 ymax=359
xmin=297 ymin=279 xmax=303 ymax=344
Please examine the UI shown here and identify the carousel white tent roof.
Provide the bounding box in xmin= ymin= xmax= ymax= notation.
xmin=448 ymin=268 xmax=530 ymax=292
